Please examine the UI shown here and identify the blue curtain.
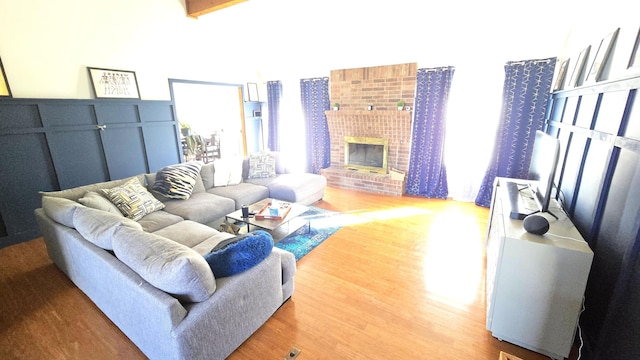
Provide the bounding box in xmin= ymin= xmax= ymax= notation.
xmin=266 ymin=80 xmax=282 ymax=151
xmin=475 ymin=57 xmax=557 ymax=207
xmin=406 ymin=66 xmax=455 ymax=199
xmin=300 ymin=77 xmax=330 ymax=174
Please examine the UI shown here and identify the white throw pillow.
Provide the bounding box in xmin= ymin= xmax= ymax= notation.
xmin=228 ymin=156 xmax=244 ymax=185
xmin=213 ymin=158 xmax=231 ymax=187
xmin=213 ymin=156 xmax=244 ymax=186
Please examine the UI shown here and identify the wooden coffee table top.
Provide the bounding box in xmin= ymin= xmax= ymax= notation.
xmin=225 ymin=198 xmax=309 ymax=232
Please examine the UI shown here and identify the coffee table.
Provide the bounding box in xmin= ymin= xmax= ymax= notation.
xmin=225 ymin=198 xmax=309 ymax=240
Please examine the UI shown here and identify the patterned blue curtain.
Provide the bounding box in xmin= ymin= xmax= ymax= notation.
xmin=300 ymin=77 xmax=330 ymax=174
xmin=406 ymin=66 xmax=455 ymax=199
xmin=266 ymin=80 xmax=282 ymax=151
xmin=475 ymin=57 xmax=557 ymax=207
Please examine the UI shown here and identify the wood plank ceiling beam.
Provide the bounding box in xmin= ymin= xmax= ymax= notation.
xmin=186 ymin=0 xmax=248 ymax=18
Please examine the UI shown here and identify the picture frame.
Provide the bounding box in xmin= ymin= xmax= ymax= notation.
xmin=628 ymin=26 xmax=640 ymax=69
xmin=586 ymin=28 xmax=620 ymax=83
xmin=554 ymin=58 xmax=570 ymax=91
xmin=88 ymin=67 xmax=140 ymax=99
xmin=0 ymin=56 xmax=11 ymax=98
xmin=247 ymin=82 xmax=259 ymax=102
xmin=569 ymin=46 xmax=590 ymax=88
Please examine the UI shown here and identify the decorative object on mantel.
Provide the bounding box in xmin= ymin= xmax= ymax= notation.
xmin=88 ymin=67 xmax=140 ymax=99
xmin=333 ymin=102 xmax=339 ymax=111
xmin=404 ymin=106 xmax=411 ymax=111
xmin=397 ymin=100 xmax=405 ymax=110
xmin=0 ymin=56 xmax=11 ymax=97
xmin=628 ymin=26 xmax=640 ymax=69
xmin=585 ymin=27 xmax=620 ymax=83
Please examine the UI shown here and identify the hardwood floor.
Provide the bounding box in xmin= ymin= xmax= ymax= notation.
xmin=0 ymin=186 xmax=580 ymax=360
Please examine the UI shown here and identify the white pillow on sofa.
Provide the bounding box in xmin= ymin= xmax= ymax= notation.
xmin=213 ymin=156 xmax=243 ymax=186
xmin=112 ymin=226 xmax=216 ymax=303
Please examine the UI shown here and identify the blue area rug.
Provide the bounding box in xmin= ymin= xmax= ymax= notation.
xmin=275 ymin=206 xmax=342 ymax=261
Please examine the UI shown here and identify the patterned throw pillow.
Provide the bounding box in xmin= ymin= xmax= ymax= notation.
xmin=152 ymin=162 xmax=202 ymax=200
xmin=101 ymin=178 xmax=165 ymax=221
xmin=248 ymin=152 xmax=276 ymax=179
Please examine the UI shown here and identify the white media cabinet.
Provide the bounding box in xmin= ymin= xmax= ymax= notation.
xmin=486 ymin=178 xmax=594 ymax=359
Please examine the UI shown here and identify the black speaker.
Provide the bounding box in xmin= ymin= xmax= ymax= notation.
xmin=523 ymin=214 xmax=550 ymax=235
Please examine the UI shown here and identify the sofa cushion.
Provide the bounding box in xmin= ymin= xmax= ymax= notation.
xmin=152 ymin=162 xmax=202 ymax=200
xmin=153 ymin=220 xmax=220 ymax=249
xmin=206 ymin=182 xmax=270 ymax=209
xmin=267 ymin=173 xmax=327 ymax=204
xmin=203 ymin=230 xmax=274 ymax=278
xmin=137 ymin=210 xmax=184 ymax=232
xmin=112 ymin=226 xmax=216 ymax=303
xmin=101 ymin=178 xmax=165 ymax=221
xmin=78 ymin=191 xmax=122 ymax=215
xmin=39 ymin=175 xmax=144 ymax=202
xmin=190 ymin=232 xmax=235 ymax=255
xmin=73 ymin=206 xmax=143 ymax=250
xmin=248 ymin=152 xmax=276 ymax=179
xmin=199 ymin=162 xmax=215 ymax=189
xmin=160 ymin=192 xmax=235 ymax=225
xmin=41 ymin=196 xmax=81 ymax=228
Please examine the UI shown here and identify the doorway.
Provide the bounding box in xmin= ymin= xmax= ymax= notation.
xmin=169 ymin=79 xmax=247 ymax=157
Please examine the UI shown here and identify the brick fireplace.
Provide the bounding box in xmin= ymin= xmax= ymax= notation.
xmin=320 ymin=63 xmax=417 ymax=196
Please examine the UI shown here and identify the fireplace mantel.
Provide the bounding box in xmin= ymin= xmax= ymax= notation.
xmin=326 ymin=110 xmax=411 ymax=116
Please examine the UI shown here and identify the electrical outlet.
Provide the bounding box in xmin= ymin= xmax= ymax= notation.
xmin=284 ymin=347 xmax=301 ymax=360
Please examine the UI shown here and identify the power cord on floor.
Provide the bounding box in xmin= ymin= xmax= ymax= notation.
xmin=577 ymin=297 xmax=586 ymax=360
xmin=545 ymin=232 xmax=583 ymax=243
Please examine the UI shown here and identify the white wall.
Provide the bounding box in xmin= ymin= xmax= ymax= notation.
xmin=1 ymin=0 xmax=582 ymax=100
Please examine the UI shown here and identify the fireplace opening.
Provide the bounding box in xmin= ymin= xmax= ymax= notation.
xmin=344 ymin=136 xmax=388 ymax=174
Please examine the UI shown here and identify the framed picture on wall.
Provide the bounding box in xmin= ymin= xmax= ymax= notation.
xmin=569 ymin=46 xmax=590 ymax=88
xmin=554 ymin=58 xmax=570 ymax=91
xmin=628 ymin=26 xmax=640 ymax=69
xmin=0 ymin=57 xmax=11 ymax=97
xmin=88 ymin=67 xmax=140 ymax=99
xmin=247 ymin=82 xmax=259 ymax=102
xmin=586 ymin=28 xmax=620 ymax=83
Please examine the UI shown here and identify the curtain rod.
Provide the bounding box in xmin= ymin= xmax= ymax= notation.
xmin=420 ymin=66 xmax=455 ymax=72
xmin=508 ymin=59 xmax=553 ymax=65
xmin=301 ymin=77 xmax=329 ymax=82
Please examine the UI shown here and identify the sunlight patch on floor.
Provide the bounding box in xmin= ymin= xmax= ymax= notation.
xmin=310 ymin=207 xmax=434 ymax=229
xmin=422 ymin=209 xmax=484 ymax=307
xmin=359 ymin=207 xmax=434 ymax=221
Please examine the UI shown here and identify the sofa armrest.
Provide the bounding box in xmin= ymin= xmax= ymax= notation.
xmin=35 ymin=209 xmax=188 ymax=359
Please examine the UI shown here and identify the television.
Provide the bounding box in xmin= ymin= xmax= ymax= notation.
xmin=527 ymin=130 xmax=561 ymax=218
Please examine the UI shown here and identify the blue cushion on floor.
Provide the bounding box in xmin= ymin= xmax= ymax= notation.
xmin=204 ymin=230 xmax=274 ymax=278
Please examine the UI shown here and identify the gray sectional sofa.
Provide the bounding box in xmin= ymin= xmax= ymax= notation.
xmin=34 ymin=154 xmax=327 ymax=360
